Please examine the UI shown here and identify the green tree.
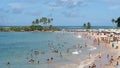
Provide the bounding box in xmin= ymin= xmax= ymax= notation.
xmin=42 ymin=17 xmax=47 ymax=25
xmin=48 ymin=18 xmax=51 ymax=24
xmin=83 ymin=23 xmax=86 ymax=29
xmin=40 ymin=17 xmax=53 ymax=26
xmin=86 ymin=22 xmax=91 ymax=29
xmin=112 ymin=17 xmax=120 ymax=27
xmin=32 ymin=21 xmax=35 ymax=25
xmin=116 ymin=17 xmax=120 ymax=27
xmin=35 ymin=19 xmax=39 ymax=25
xmin=51 ymin=18 xmax=53 ymax=21
xmin=112 ymin=19 xmax=115 ymax=23
xmin=30 ymin=17 xmax=55 ymax=31
xmin=112 ymin=18 xmax=116 ymax=27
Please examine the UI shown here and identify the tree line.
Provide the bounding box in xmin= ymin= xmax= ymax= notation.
xmin=0 ymin=16 xmax=120 ymax=32
xmin=0 ymin=17 xmax=60 ymax=32
xmin=82 ymin=16 xmax=120 ymax=29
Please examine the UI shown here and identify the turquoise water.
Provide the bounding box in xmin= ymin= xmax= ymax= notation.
xmin=0 ymin=32 xmax=106 ymax=68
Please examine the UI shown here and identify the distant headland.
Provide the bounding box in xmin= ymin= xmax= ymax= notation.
xmin=0 ymin=17 xmax=60 ymax=32
xmin=0 ymin=16 xmax=120 ymax=32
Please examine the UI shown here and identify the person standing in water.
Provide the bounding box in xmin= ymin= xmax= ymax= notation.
xmin=99 ymin=52 xmax=102 ymax=58
xmin=67 ymin=48 xmax=70 ymax=56
xmin=7 ymin=62 xmax=10 ymax=68
xmin=85 ymin=42 xmax=87 ymax=47
xmin=89 ymin=51 xmax=92 ymax=59
xmin=59 ymin=52 xmax=63 ymax=58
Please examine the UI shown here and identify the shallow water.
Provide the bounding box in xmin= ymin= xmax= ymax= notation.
xmin=0 ymin=32 xmax=106 ymax=68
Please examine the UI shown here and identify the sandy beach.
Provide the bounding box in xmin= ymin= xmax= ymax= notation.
xmin=80 ymin=29 xmax=120 ymax=68
xmin=57 ymin=29 xmax=120 ymax=68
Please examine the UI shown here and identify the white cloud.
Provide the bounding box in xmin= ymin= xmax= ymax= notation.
xmin=59 ymin=0 xmax=85 ymax=8
xmin=62 ymin=11 xmax=79 ymax=17
xmin=109 ymin=5 xmax=120 ymax=10
xmin=102 ymin=0 xmax=120 ymax=3
xmin=8 ymin=2 xmax=25 ymax=14
xmin=8 ymin=2 xmax=24 ymax=9
xmin=48 ymin=2 xmax=62 ymax=8
xmin=26 ymin=10 xmax=41 ymax=16
xmin=48 ymin=0 xmax=86 ymax=9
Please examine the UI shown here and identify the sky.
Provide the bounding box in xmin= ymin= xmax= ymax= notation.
xmin=0 ymin=0 xmax=120 ymax=26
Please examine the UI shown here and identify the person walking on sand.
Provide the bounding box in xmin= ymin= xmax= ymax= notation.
xmin=91 ymin=63 xmax=96 ymax=68
xmin=97 ymin=37 xmax=100 ymax=46
xmin=109 ymin=56 xmax=114 ymax=64
xmin=99 ymin=52 xmax=102 ymax=59
xmin=117 ymin=37 xmax=119 ymax=44
xmin=107 ymin=54 xmax=109 ymax=59
xmin=116 ymin=61 xmax=119 ymax=66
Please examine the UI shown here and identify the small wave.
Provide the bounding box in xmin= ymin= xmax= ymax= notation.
xmin=72 ymin=50 xmax=82 ymax=55
xmin=88 ymin=46 xmax=97 ymax=51
xmin=78 ymin=54 xmax=98 ymax=68
xmin=72 ymin=51 xmax=79 ymax=55
xmin=77 ymin=35 xmax=82 ymax=38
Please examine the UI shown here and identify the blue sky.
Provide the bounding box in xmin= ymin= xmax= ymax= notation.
xmin=0 ymin=0 xmax=120 ymax=26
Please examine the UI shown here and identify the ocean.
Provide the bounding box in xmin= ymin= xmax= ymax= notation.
xmin=0 ymin=26 xmax=115 ymax=29
xmin=58 ymin=26 xmax=115 ymax=29
xmin=0 ymin=26 xmax=110 ymax=68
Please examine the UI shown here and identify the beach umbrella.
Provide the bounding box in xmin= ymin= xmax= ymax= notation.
xmin=100 ymin=35 xmax=107 ymax=38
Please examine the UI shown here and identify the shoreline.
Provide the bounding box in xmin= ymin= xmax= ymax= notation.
xmin=0 ymin=28 xmax=120 ymax=32
xmin=79 ymin=30 xmax=120 ymax=68
xmin=0 ymin=29 xmax=120 ymax=68
xmin=56 ymin=29 xmax=120 ymax=68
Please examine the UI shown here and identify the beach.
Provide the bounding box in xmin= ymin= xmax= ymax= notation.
xmin=0 ymin=0 xmax=120 ymax=67
xmin=0 ymin=29 xmax=120 ymax=68
xmin=79 ymin=29 xmax=120 ymax=68
xmin=55 ymin=29 xmax=120 ymax=68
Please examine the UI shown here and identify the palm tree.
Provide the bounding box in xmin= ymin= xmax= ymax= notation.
xmin=40 ymin=17 xmax=47 ymax=26
xmin=112 ymin=19 xmax=115 ymax=23
xmin=86 ymin=22 xmax=91 ymax=29
xmin=112 ymin=19 xmax=116 ymax=28
xmin=40 ymin=18 xmax=42 ymax=23
xmin=51 ymin=18 xmax=53 ymax=21
xmin=116 ymin=17 xmax=120 ymax=27
xmin=48 ymin=18 xmax=51 ymax=24
xmin=83 ymin=23 xmax=86 ymax=29
xmin=32 ymin=21 xmax=35 ymax=25
xmin=112 ymin=17 xmax=120 ymax=27
xmin=40 ymin=17 xmax=53 ymax=26
xmin=39 ymin=17 xmax=53 ymax=30
xmin=35 ymin=19 xmax=39 ymax=25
